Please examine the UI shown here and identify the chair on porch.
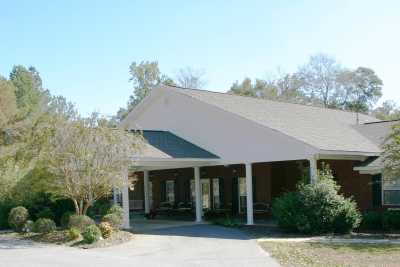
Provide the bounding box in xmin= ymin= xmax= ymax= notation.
xmin=156 ymin=201 xmax=174 ymax=216
xmin=253 ymin=202 xmax=271 ymax=215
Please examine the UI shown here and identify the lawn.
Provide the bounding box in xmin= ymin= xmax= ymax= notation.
xmin=259 ymin=241 xmax=400 ymax=267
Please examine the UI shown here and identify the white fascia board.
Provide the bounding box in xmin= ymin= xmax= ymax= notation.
xmin=119 ymin=86 xmax=164 ymax=129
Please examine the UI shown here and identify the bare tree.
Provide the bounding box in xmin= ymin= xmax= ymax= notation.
xmin=176 ymin=67 xmax=206 ymax=89
xmin=41 ymin=114 xmax=143 ymax=215
xmin=298 ymin=54 xmax=342 ymax=107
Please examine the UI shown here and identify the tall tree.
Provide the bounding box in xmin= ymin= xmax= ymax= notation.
xmin=297 ymin=54 xmax=342 ymax=107
xmin=0 ymin=77 xmax=17 ymax=128
xmin=176 ymin=67 xmax=206 ymax=89
xmin=383 ymin=124 xmax=400 ymax=184
xmin=341 ymin=67 xmax=383 ymax=114
xmin=9 ymin=65 xmax=46 ymax=118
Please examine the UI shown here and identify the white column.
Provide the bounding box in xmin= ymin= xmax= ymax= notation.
xmin=143 ymin=170 xmax=150 ymax=214
xmin=309 ymin=155 xmax=318 ymax=184
xmin=194 ymin=166 xmax=202 ymax=223
xmin=245 ymin=163 xmax=254 ymax=225
xmin=122 ymin=169 xmax=130 ymax=229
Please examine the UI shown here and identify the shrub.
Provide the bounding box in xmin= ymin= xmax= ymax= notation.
xmin=36 ymin=207 xmax=55 ymax=220
xmin=34 ymin=218 xmax=56 ymax=233
xmin=107 ymin=204 xmax=124 ymax=218
xmin=361 ymin=211 xmax=383 ymax=230
xmin=272 ymin=165 xmax=361 ymax=234
xmin=98 ymin=222 xmax=113 ymax=239
xmin=0 ymin=201 xmax=16 ymax=229
xmin=68 ymin=227 xmax=81 ymax=240
xmin=8 ymin=206 xmax=29 ymax=232
xmin=102 ymin=213 xmax=123 ymax=229
xmin=271 ymin=192 xmax=302 ymax=231
xmin=68 ymin=215 xmax=95 ymax=232
xmin=22 ymin=220 xmax=35 ymax=233
xmin=87 ymin=199 xmax=112 ymax=218
xmin=82 ymin=225 xmax=101 ymax=244
xmin=383 ymin=210 xmax=400 ymax=231
xmin=60 ymin=212 xmax=74 ymax=229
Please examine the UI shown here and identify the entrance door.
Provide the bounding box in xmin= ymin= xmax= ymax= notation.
xmin=238 ymin=177 xmax=247 ymax=213
xmin=190 ymin=179 xmax=211 ymax=210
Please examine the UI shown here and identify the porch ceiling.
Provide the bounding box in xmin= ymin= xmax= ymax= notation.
xmin=130 ymin=157 xmax=222 ymax=171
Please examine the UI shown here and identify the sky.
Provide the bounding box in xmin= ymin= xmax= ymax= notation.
xmin=1 ymin=0 xmax=400 ymax=116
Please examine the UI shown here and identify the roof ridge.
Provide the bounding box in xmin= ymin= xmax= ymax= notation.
xmin=163 ymin=84 xmax=378 ymax=119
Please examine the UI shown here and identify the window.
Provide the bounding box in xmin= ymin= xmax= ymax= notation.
xmin=212 ymin=178 xmax=220 ymax=209
xmin=238 ymin=177 xmax=247 ymax=213
xmin=165 ymin=180 xmax=175 ymax=204
xmin=383 ymin=176 xmax=400 ymax=205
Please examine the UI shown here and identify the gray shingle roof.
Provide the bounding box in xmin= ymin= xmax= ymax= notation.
xmin=139 ymin=130 xmax=219 ymax=159
xmin=165 ymin=85 xmax=381 ymax=153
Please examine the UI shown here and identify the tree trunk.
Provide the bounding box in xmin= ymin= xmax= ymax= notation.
xmin=72 ymin=199 xmax=80 ymax=215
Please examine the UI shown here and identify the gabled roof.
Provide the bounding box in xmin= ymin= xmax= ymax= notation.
xmin=163 ymin=85 xmax=381 ymax=154
xmin=134 ymin=130 xmax=219 ymax=159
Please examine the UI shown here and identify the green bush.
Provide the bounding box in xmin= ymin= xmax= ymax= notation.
xmin=271 ymin=192 xmax=302 ymax=231
xmin=36 ymin=207 xmax=55 ymax=220
xmin=60 ymin=212 xmax=74 ymax=229
xmin=8 ymin=206 xmax=29 ymax=232
xmin=361 ymin=211 xmax=383 ymax=230
xmin=272 ymin=165 xmax=361 ymax=234
xmin=98 ymin=221 xmax=113 ymax=239
xmin=22 ymin=220 xmax=35 ymax=233
xmin=107 ymin=204 xmax=124 ymax=218
xmin=68 ymin=227 xmax=81 ymax=240
xmin=82 ymin=225 xmax=102 ymax=244
xmin=34 ymin=218 xmax=56 ymax=233
xmin=383 ymin=210 xmax=400 ymax=231
xmin=102 ymin=213 xmax=123 ymax=229
xmin=87 ymin=199 xmax=112 ymax=218
xmin=0 ymin=201 xmax=16 ymax=229
xmin=68 ymin=215 xmax=95 ymax=232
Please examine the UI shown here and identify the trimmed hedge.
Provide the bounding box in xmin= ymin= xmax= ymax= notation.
xmin=8 ymin=206 xmax=29 ymax=232
xmin=34 ymin=218 xmax=56 ymax=233
xmin=68 ymin=215 xmax=95 ymax=232
xmin=82 ymin=225 xmax=101 ymax=244
xmin=102 ymin=213 xmax=123 ymax=229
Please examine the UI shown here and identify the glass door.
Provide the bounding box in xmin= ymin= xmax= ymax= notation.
xmin=201 ymin=179 xmax=211 ymax=210
xmin=238 ymin=177 xmax=247 ymax=213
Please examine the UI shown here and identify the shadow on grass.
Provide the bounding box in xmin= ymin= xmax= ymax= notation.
xmin=312 ymin=242 xmax=400 ymax=253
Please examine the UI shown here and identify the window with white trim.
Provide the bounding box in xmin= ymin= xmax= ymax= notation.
xmin=383 ymin=176 xmax=400 ymax=205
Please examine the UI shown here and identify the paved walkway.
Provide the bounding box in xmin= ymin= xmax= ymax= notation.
xmin=0 ymin=224 xmax=280 ymax=267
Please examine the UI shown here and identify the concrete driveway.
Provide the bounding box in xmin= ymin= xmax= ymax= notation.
xmin=0 ymin=224 xmax=280 ymax=267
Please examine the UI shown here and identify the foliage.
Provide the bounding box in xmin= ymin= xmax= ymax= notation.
xmin=383 ymin=210 xmax=400 ymax=231
xmin=102 ymin=213 xmax=123 ymax=229
xmin=39 ymin=113 xmax=142 ymax=215
xmin=372 ymin=100 xmax=400 ymax=121
xmin=383 ymin=124 xmax=400 ymax=183
xmin=8 ymin=206 xmax=29 ymax=232
xmin=34 ymin=218 xmax=56 ymax=233
xmin=228 ymin=54 xmax=383 ymax=114
xmin=87 ymin=198 xmax=113 ymax=218
xmin=36 ymin=207 xmax=55 ymax=220
xmin=98 ymin=221 xmax=113 ymax=239
xmin=68 ymin=215 xmax=95 ymax=232
xmin=22 ymin=220 xmax=35 ymax=233
xmin=212 ymin=215 xmax=241 ymax=227
xmin=360 ymin=211 xmax=383 ymax=230
xmin=82 ymin=225 xmax=102 ymax=244
xmin=68 ymin=227 xmax=81 ymax=240
xmin=272 ymin=165 xmax=361 ymax=234
xmin=175 ymin=67 xmax=206 ymax=89
xmin=0 ymin=77 xmax=17 ymax=128
xmin=60 ymin=212 xmax=74 ymax=229
xmin=107 ymin=204 xmax=124 ymax=218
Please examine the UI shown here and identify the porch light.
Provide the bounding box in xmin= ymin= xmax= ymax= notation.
xmin=129 ymin=174 xmax=139 ymax=191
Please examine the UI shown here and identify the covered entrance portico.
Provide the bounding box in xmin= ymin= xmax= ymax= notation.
xmin=117 ymin=158 xmax=318 ymax=229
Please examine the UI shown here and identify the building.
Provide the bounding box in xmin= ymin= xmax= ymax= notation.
xmin=117 ymin=84 xmax=399 ymax=228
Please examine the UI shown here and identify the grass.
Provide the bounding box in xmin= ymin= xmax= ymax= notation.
xmin=260 ymin=241 xmax=400 ymax=267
